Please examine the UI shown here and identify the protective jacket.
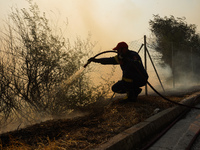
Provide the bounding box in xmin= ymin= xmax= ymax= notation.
xmin=93 ymin=50 xmax=148 ymax=87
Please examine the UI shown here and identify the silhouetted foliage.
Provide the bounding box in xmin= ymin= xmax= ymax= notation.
xmin=0 ymin=1 xmax=113 ymax=124
xmin=149 ymin=15 xmax=200 ymax=80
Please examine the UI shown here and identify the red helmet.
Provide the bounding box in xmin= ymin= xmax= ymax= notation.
xmin=113 ymin=42 xmax=128 ymax=50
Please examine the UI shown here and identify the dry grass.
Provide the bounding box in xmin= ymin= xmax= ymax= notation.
xmin=0 ymin=94 xmax=192 ymax=150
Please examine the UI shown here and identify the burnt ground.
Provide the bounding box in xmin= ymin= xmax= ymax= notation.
xmin=1 ymin=86 xmax=200 ymax=150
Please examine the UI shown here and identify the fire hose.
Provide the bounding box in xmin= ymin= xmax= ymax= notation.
xmin=84 ymin=50 xmax=200 ymax=110
xmin=83 ymin=50 xmax=118 ymax=68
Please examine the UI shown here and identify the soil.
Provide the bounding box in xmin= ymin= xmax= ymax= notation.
xmin=0 ymin=87 xmax=200 ymax=150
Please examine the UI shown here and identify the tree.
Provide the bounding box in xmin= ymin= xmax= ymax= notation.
xmin=0 ymin=0 xmax=113 ymax=124
xmin=149 ymin=15 xmax=200 ymax=80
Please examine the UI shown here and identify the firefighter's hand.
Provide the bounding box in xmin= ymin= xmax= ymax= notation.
xmin=88 ymin=57 xmax=96 ymax=62
xmin=84 ymin=57 xmax=95 ymax=68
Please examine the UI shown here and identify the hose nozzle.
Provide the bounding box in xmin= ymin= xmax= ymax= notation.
xmin=83 ymin=60 xmax=91 ymax=68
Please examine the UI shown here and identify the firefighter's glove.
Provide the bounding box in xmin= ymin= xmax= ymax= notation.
xmin=88 ymin=57 xmax=96 ymax=62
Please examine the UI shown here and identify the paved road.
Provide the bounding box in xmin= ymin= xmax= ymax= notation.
xmin=148 ymin=104 xmax=200 ymax=150
xmin=191 ymin=130 xmax=200 ymax=150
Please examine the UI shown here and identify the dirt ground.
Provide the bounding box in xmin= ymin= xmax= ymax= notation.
xmin=0 ymin=88 xmax=199 ymax=150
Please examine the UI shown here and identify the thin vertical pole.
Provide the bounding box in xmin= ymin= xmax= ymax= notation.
xmin=171 ymin=42 xmax=175 ymax=88
xmin=191 ymin=48 xmax=194 ymax=85
xmin=144 ymin=35 xmax=148 ymax=95
xmin=191 ymin=48 xmax=194 ymax=74
xmin=146 ymin=47 xmax=165 ymax=92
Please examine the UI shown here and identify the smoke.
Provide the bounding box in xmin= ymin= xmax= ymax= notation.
xmin=0 ymin=110 xmax=88 ymax=134
xmin=68 ymin=0 xmax=142 ymax=50
xmin=137 ymin=41 xmax=200 ymax=95
xmin=153 ymin=52 xmax=200 ymax=94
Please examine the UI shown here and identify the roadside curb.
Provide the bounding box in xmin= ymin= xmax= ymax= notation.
xmin=93 ymin=91 xmax=200 ymax=150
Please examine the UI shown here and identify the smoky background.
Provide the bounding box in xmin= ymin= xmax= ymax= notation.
xmin=1 ymin=0 xmax=200 ymax=135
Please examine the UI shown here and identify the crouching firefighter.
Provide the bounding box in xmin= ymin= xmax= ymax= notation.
xmin=88 ymin=42 xmax=148 ymax=103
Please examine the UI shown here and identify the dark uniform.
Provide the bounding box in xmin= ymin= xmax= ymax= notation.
xmin=92 ymin=50 xmax=148 ymax=101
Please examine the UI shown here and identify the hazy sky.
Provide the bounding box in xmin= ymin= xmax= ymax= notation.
xmin=1 ymin=0 xmax=200 ymax=50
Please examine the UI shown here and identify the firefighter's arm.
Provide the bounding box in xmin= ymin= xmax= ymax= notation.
xmin=88 ymin=57 xmax=118 ymax=65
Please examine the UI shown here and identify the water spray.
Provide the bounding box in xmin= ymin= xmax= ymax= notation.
xmin=63 ymin=50 xmax=117 ymax=86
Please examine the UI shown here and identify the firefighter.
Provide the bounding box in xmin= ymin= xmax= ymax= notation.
xmin=88 ymin=42 xmax=148 ymax=102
